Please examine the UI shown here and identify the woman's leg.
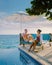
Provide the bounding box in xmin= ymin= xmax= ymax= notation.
xmin=29 ymin=42 xmax=34 ymax=51
xmin=32 ymin=42 xmax=37 ymax=51
xmin=32 ymin=40 xmax=38 ymax=51
xmin=29 ymin=40 xmax=37 ymax=51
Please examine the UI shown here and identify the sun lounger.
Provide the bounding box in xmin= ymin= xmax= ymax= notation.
xmin=20 ymin=34 xmax=43 ymax=50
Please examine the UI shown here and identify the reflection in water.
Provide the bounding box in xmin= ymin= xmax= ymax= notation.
xmin=20 ymin=52 xmax=28 ymax=65
xmin=20 ymin=52 xmax=37 ymax=65
xmin=19 ymin=51 xmax=39 ymax=65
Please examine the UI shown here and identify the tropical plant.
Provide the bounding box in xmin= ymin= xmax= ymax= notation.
xmin=26 ymin=0 xmax=52 ymax=20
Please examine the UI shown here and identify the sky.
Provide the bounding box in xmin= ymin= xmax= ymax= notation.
xmin=0 ymin=0 xmax=52 ymax=34
xmin=0 ymin=0 xmax=31 ymax=16
xmin=0 ymin=0 xmax=31 ymax=34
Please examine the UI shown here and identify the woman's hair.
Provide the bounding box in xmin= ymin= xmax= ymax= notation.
xmin=37 ymin=29 xmax=42 ymax=32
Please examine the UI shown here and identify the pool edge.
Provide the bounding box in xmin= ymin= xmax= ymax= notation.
xmin=18 ymin=45 xmax=51 ymax=65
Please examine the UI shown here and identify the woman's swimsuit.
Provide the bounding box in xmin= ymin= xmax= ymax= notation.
xmin=36 ymin=36 xmax=40 ymax=42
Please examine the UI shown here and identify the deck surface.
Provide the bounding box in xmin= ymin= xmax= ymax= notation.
xmin=19 ymin=43 xmax=52 ymax=65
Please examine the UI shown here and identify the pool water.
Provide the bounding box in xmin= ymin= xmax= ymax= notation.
xmin=0 ymin=35 xmax=49 ymax=65
xmin=0 ymin=48 xmax=42 ymax=65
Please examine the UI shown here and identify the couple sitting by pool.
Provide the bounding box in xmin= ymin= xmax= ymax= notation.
xmin=20 ymin=29 xmax=43 ymax=51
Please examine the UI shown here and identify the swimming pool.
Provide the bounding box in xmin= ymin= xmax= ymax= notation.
xmin=19 ymin=48 xmax=42 ymax=65
xmin=0 ymin=48 xmax=42 ymax=65
xmin=0 ymin=34 xmax=49 ymax=65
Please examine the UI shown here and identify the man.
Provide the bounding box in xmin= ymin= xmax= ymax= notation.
xmin=21 ymin=29 xmax=29 ymax=47
xmin=21 ymin=29 xmax=34 ymax=47
xmin=22 ymin=29 xmax=29 ymax=41
xmin=29 ymin=29 xmax=43 ymax=51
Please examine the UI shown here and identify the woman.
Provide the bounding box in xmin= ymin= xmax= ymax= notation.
xmin=29 ymin=29 xmax=43 ymax=51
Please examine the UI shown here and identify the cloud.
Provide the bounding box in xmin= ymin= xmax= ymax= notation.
xmin=0 ymin=14 xmax=20 ymax=34
xmin=17 ymin=11 xmax=28 ymax=15
xmin=0 ymin=22 xmax=20 ymax=34
xmin=0 ymin=12 xmax=52 ymax=34
xmin=0 ymin=12 xmax=8 ymax=18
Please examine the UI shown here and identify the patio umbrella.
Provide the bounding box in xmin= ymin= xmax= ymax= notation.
xmin=4 ymin=11 xmax=52 ymax=33
xmin=4 ymin=11 xmax=39 ymax=22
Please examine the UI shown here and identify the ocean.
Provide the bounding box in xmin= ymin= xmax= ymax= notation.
xmin=0 ymin=35 xmax=20 ymax=48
